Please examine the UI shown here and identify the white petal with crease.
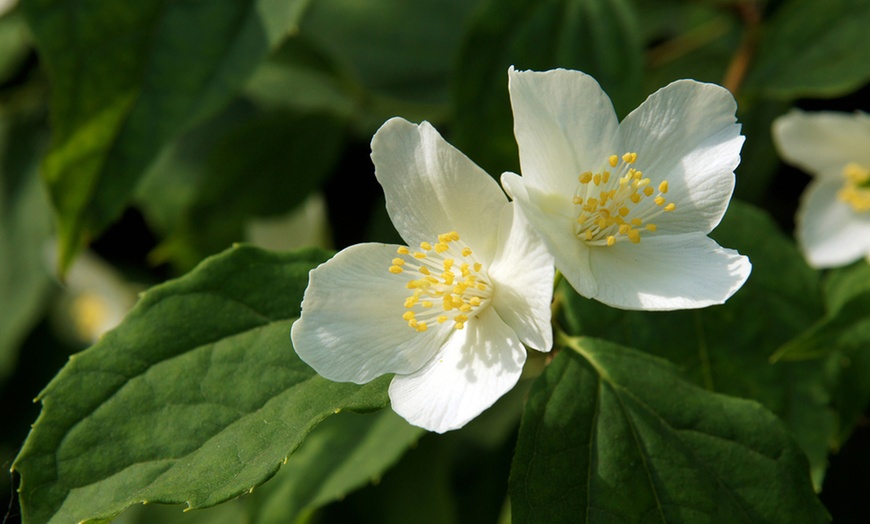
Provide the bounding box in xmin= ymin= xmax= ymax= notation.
xmin=588 ymin=234 xmax=751 ymax=311
xmin=372 ymin=118 xmax=506 ymax=263
xmin=488 ymin=203 xmax=554 ymax=352
xmin=388 ymin=308 xmax=527 ymax=433
xmin=292 ymin=243 xmax=451 ymax=383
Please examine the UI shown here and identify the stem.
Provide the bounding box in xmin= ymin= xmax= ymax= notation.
xmin=722 ymin=1 xmax=762 ymax=96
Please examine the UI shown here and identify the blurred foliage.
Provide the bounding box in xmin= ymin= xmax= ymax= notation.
xmin=2 ymin=0 xmax=869 ymax=522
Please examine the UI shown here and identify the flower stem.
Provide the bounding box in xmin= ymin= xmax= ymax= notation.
xmin=722 ymin=1 xmax=762 ymax=96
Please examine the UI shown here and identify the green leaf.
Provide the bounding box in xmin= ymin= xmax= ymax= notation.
xmin=248 ymin=410 xmax=423 ymax=524
xmin=772 ymin=262 xmax=870 ymax=362
xmin=0 ymin=11 xmax=32 ymax=84
xmin=12 ymin=245 xmax=391 ymax=524
xmin=0 ymin=115 xmax=53 ymax=379
xmin=743 ymin=0 xmax=870 ymax=99
xmin=642 ymin=2 xmax=740 ymax=92
xmin=244 ymin=36 xmax=357 ymax=119
xmin=510 ymin=338 xmax=828 ymax=522
xmin=452 ymin=0 xmax=644 ymax=176
xmin=137 ymin=104 xmax=344 ymax=271
xmin=299 ymin=0 xmax=480 ymax=106
xmin=557 ymin=201 xmax=836 ymax=488
xmin=772 ymin=263 xmax=870 ymax=447
xmin=23 ymin=0 xmax=311 ymax=272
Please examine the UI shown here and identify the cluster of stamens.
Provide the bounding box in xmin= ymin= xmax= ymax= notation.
xmin=388 ymin=231 xmax=492 ymax=332
xmin=837 ymin=163 xmax=870 ymax=212
xmin=573 ymin=152 xmax=675 ymax=246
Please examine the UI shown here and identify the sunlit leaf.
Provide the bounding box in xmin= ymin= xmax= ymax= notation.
xmin=744 ymin=0 xmax=870 ymax=99
xmin=453 ymin=0 xmax=644 ymax=176
xmin=511 ymin=338 xmax=828 ymax=522
xmin=12 ymin=246 xmax=391 ymax=524
xmin=23 ymin=0 xmax=311 ymax=272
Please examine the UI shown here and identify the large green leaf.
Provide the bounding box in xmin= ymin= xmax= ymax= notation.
xmin=12 ymin=245 xmax=392 ymax=524
xmin=452 ymin=0 xmax=644 ymax=176
xmin=510 ymin=338 xmax=828 ymax=522
xmin=557 ymin=201 xmax=836 ymax=487
xmin=0 ymin=115 xmax=53 ymax=378
xmin=23 ymin=0 xmax=311 ymax=272
xmin=113 ymin=410 xmax=422 ymax=524
xmin=743 ymin=0 xmax=870 ymax=99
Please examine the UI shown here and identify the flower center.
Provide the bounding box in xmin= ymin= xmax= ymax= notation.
xmin=388 ymin=231 xmax=493 ymax=332
xmin=573 ymin=152 xmax=675 ymax=246
xmin=837 ymin=163 xmax=870 ymax=213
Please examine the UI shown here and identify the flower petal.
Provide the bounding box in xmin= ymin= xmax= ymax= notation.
xmin=502 ymin=172 xmax=597 ymax=298
xmin=773 ymin=110 xmax=870 ymax=177
xmin=619 ymin=80 xmax=743 ymax=234
xmin=371 ymin=117 xmax=506 ymax=264
xmin=291 ymin=243 xmax=451 ymax=383
xmin=797 ymin=178 xmax=870 ymax=268
xmin=508 ymin=67 xmax=620 ymax=196
xmin=488 ymin=202 xmax=554 ymax=352
xmin=388 ymin=308 xmax=527 ymax=433
xmin=588 ymin=234 xmax=751 ymax=310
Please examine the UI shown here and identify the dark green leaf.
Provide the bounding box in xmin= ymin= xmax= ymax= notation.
xmin=733 ymin=98 xmax=792 ymax=203
xmin=557 ymin=201 xmax=835 ymax=487
xmin=248 ymin=410 xmax=422 ymax=523
xmin=13 ymin=245 xmax=391 ymax=524
xmin=0 ymin=11 xmax=32 ymax=84
xmin=452 ymin=0 xmax=645 ymax=176
xmin=510 ymin=339 xmax=828 ymax=523
xmin=23 ymin=0 xmax=310 ymax=271
xmin=642 ymin=3 xmax=740 ymax=92
xmin=244 ymin=35 xmax=357 ymax=119
xmin=744 ymin=0 xmax=870 ymax=99
xmin=0 ymin=115 xmax=53 ymax=378
xmin=299 ymin=0 xmax=480 ymax=106
xmin=771 ymin=261 xmax=870 ymax=361
xmin=773 ymin=263 xmax=870 ymax=447
xmin=137 ymin=104 xmax=344 ymax=271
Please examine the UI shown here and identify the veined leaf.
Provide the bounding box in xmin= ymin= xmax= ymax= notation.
xmin=22 ymin=0 xmax=311 ymax=272
xmin=510 ymin=338 xmax=828 ymax=523
xmin=12 ymin=245 xmax=391 ymax=524
xmin=557 ymin=201 xmax=836 ymax=488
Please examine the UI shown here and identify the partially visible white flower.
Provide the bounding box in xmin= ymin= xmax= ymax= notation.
xmin=291 ymin=117 xmax=554 ymax=433
xmin=46 ymin=246 xmax=138 ymax=345
xmin=500 ymin=67 xmax=751 ymax=311
xmin=0 ymin=0 xmax=17 ymax=18
xmin=772 ymin=110 xmax=870 ymax=268
xmin=245 ymin=194 xmax=331 ymax=251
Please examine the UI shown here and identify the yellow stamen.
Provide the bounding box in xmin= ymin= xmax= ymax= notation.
xmin=390 ymin=232 xmax=492 ymax=333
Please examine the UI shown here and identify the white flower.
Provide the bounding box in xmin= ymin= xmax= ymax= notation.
xmin=772 ymin=110 xmax=870 ymax=268
xmin=500 ymin=67 xmax=751 ymax=311
xmin=291 ymin=117 xmax=554 ymax=433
